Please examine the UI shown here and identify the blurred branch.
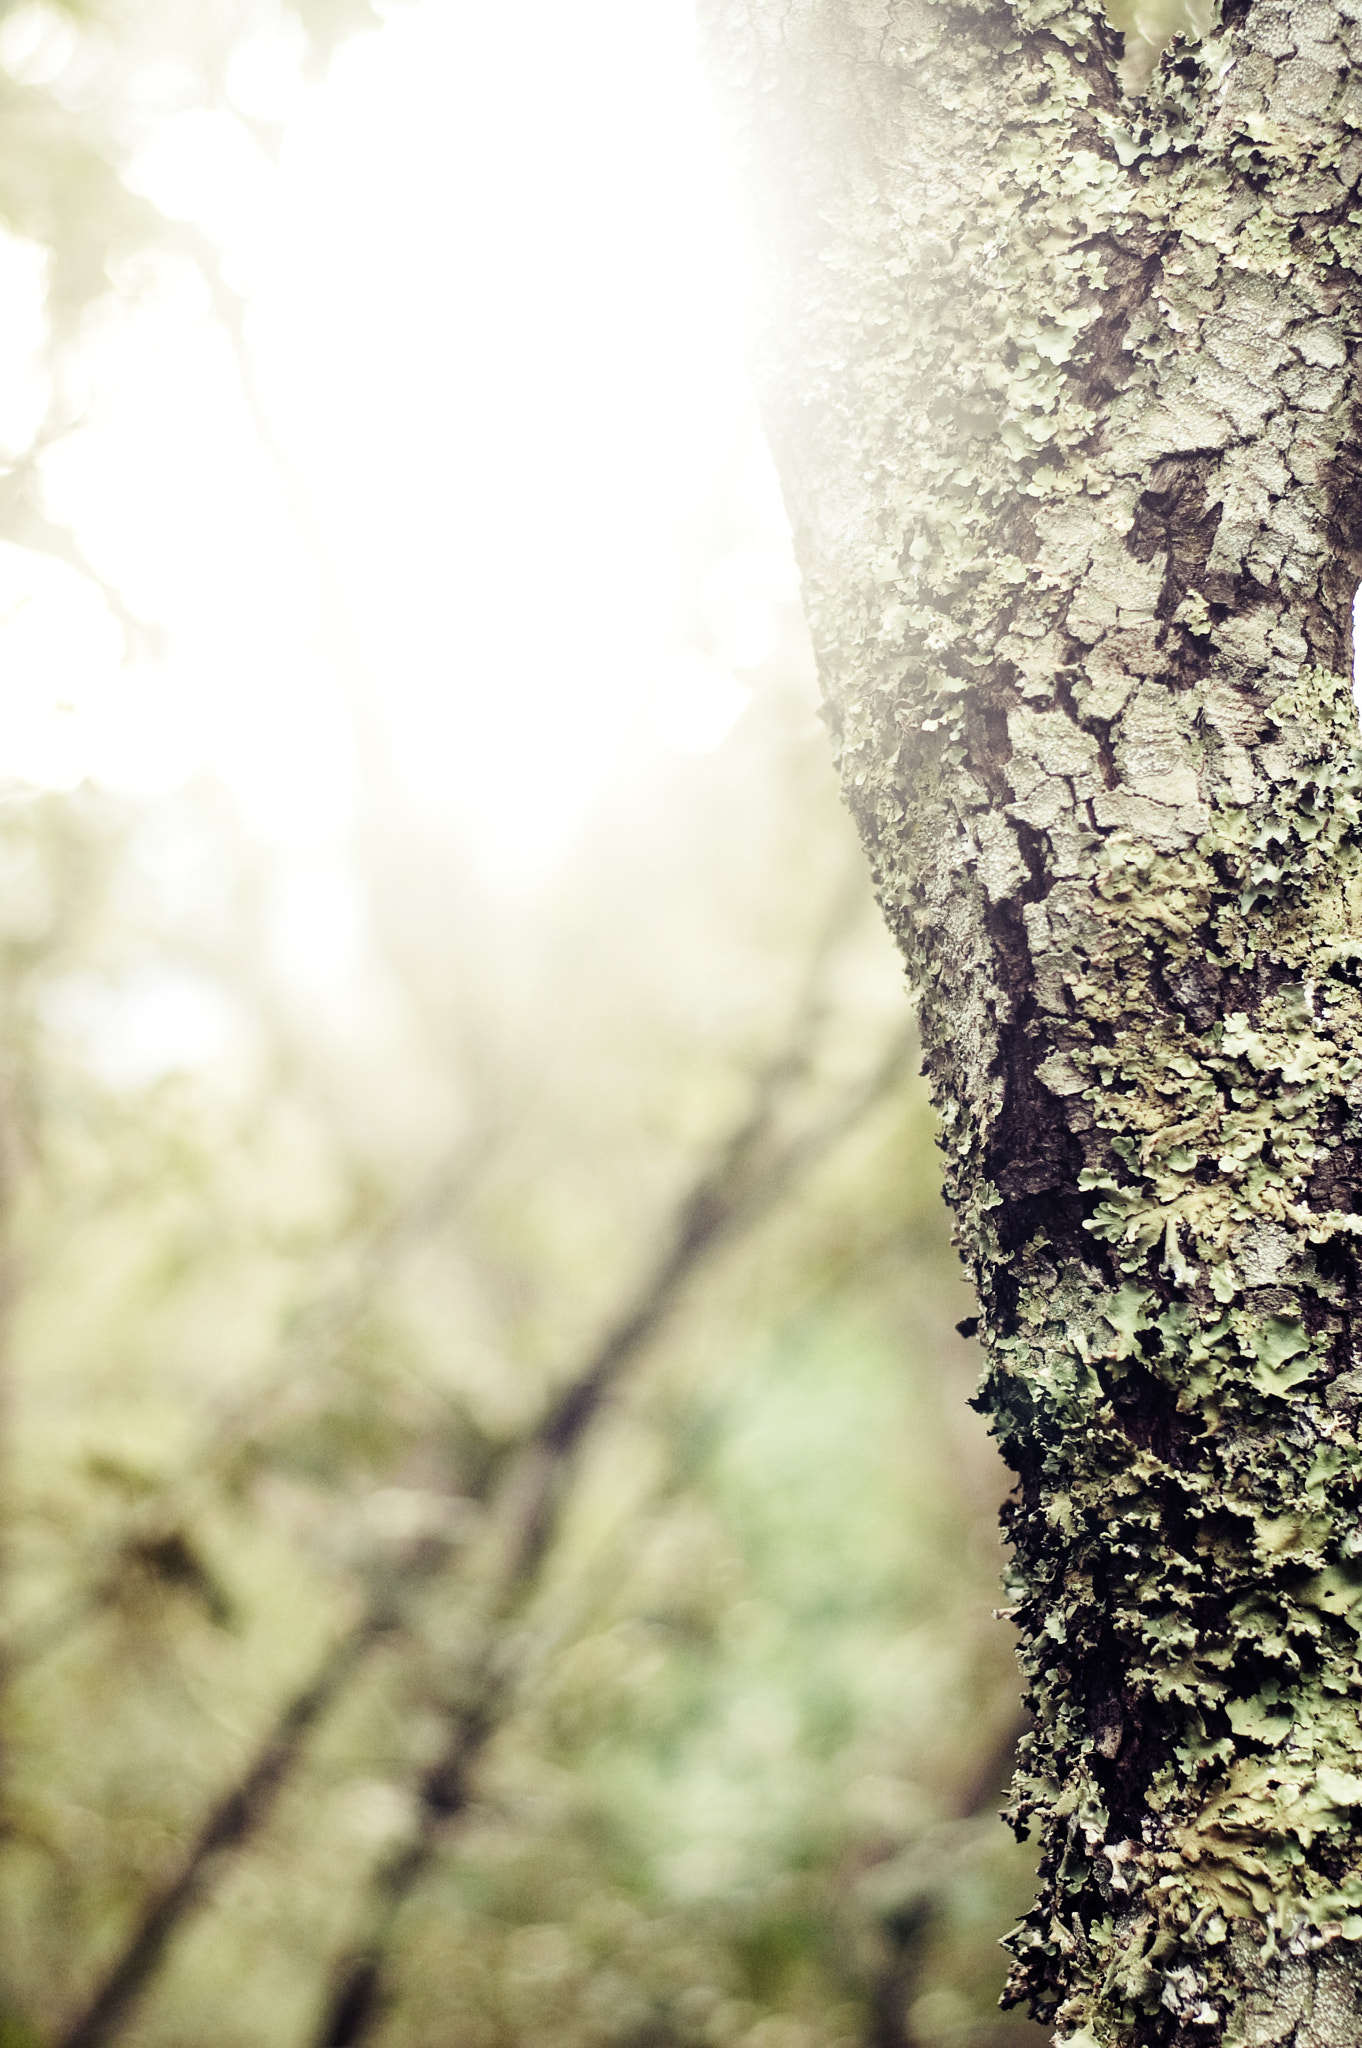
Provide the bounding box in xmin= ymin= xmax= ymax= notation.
xmin=51 ymin=934 xmax=911 ymax=2048
xmin=53 ymin=1582 xmax=411 ymax=2048
xmin=2 ymin=1121 xmax=495 ymax=1676
xmin=856 ymin=1706 xmax=1029 ymax=2048
xmin=0 ymin=446 xmax=165 ymax=662
xmin=309 ymin=1014 xmax=916 ymax=2048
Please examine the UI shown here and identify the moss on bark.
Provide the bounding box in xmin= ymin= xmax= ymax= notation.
xmin=703 ymin=0 xmax=1362 ymax=2038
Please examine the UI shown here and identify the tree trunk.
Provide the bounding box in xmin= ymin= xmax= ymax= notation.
xmin=701 ymin=2 xmax=1362 ymax=2041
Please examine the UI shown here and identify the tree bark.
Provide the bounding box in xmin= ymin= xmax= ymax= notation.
xmin=701 ymin=2 xmax=1362 ymax=2042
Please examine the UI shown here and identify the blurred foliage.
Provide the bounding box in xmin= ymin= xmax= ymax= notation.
xmin=0 ymin=3 xmax=1047 ymax=2047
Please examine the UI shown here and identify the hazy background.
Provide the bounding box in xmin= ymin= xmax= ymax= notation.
xmin=0 ymin=4 xmax=1045 ymax=2044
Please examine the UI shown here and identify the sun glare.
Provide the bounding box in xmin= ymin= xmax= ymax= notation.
xmin=0 ymin=0 xmax=787 ymax=887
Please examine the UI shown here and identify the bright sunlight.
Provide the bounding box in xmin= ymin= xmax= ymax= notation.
xmin=0 ymin=0 xmax=778 ymax=881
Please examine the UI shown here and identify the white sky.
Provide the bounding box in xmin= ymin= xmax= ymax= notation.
xmin=0 ymin=0 xmax=796 ymax=895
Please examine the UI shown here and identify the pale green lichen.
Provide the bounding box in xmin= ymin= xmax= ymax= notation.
xmin=984 ymin=659 xmax=1362 ymax=2037
xmin=704 ymin=0 xmax=1362 ymax=2036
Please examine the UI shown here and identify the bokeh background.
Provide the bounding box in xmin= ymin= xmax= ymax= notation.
xmin=0 ymin=4 xmax=1048 ymax=2044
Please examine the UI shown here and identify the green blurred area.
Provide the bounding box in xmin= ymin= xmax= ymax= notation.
xmin=0 ymin=4 xmax=1048 ymax=2044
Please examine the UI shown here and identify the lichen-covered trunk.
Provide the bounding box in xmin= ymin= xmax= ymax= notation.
xmin=702 ymin=0 xmax=1362 ymax=2040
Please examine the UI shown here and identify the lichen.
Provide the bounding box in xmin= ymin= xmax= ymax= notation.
xmin=704 ymin=0 xmax=1362 ymax=2035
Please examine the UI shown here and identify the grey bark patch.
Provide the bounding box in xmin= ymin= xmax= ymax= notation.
xmin=1296 ymin=1943 xmax=1362 ymax=2045
xmin=1236 ymin=1223 xmax=1298 ymax=1287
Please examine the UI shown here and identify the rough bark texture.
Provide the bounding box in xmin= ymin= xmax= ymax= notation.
xmin=701 ymin=1 xmax=1362 ymax=2042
